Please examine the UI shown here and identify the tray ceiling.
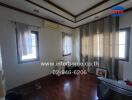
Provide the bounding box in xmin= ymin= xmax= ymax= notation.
xmin=0 ymin=0 xmax=132 ymax=28
xmin=47 ymin=0 xmax=103 ymax=15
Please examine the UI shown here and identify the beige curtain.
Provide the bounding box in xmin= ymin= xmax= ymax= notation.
xmin=80 ymin=16 xmax=119 ymax=80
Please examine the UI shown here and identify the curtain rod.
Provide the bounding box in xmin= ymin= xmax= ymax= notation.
xmin=10 ymin=20 xmax=41 ymax=28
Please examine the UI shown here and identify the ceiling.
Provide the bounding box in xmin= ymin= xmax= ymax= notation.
xmin=0 ymin=0 xmax=132 ymax=28
xmin=48 ymin=0 xmax=103 ymax=15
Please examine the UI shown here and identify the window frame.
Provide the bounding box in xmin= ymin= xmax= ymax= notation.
xmin=16 ymin=30 xmax=40 ymax=64
xmin=119 ymin=27 xmax=130 ymax=62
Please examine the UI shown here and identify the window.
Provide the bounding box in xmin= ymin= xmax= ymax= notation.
xmin=16 ymin=30 xmax=39 ymax=63
xmin=62 ymin=32 xmax=72 ymax=56
xmin=119 ymin=27 xmax=130 ymax=61
xmin=21 ymin=31 xmax=39 ymax=61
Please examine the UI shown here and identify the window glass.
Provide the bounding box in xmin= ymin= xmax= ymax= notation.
xmin=22 ymin=33 xmax=38 ymax=60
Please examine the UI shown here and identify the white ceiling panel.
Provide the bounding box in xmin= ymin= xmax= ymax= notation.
xmin=49 ymin=0 xmax=103 ymax=15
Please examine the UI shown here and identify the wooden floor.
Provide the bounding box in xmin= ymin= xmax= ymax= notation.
xmin=24 ymin=74 xmax=97 ymax=100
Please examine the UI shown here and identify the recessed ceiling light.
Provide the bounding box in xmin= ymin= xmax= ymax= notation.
xmin=61 ymin=21 xmax=65 ymax=23
xmin=94 ymin=16 xmax=99 ymax=19
xmin=33 ymin=9 xmax=39 ymax=13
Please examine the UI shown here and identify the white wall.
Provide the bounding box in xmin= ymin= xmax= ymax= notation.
xmin=119 ymin=10 xmax=132 ymax=81
xmin=0 ymin=6 xmax=73 ymax=90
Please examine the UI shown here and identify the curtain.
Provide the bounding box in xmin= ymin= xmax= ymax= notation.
xmin=62 ymin=32 xmax=72 ymax=55
xmin=80 ymin=16 xmax=119 ymax=80
xmin=16 ymin=22 xmax=32 ymax=58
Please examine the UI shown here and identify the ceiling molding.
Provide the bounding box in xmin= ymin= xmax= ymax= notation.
xmin=74 ymin=7 xmax=132 ymax=29
xmin=43 ymin=0 xmax=109 ymax=17
xmin=26 ymin=0 xmax=75 ymax=23
xmin=26 ymin=0 xmax=110 ymax=22
xmin=76 ymin=0 xmax=109 ymax=16
xmin=74 ymin=15 xmax=110 ymax=29
xmin=0 ymin=2 xmax=74 ymax=29
xmin=43 ymin=0 xmax=75 ymax=17
xmin=76 ymin=0 xmax=128 ymax=23
xmin=25 ymin=0 xmax=128 ymax=23
xmin=0 ymin=0 xmax=131 ymax=28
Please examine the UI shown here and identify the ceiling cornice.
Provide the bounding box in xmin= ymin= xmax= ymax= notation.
xmin=0 ymin=2 xmax=74 ymax=29
xmin=74 ymin=6 xmax=132 ymax=29
xmin=43 ymin=0 xmax=75 ymax=17
xmin=26 ymin=0 xmax=76 ymax=23
xmin=76 ymin=0 xmax=109 ymax=16
xmin=76 ymin=0 xmax=128 ymax=23
xmin=25 ymin=0 xmax=128 ymax=23
xmin=43 ymin=0 xmax=109 ymax=17
xmin=0 ymin=0 xmax=131 ymax=28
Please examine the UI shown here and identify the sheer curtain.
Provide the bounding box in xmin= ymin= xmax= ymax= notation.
xmin=62 ymin=32 xmax=72 ymax=56
xmin=80 ymin=16 xmax=119 ymax=80
xmin=16 ymin=22 xmax=32 ymax=58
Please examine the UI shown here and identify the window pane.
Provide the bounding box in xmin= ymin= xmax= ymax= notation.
xmin=32 ymin=34 xmax=36 ymax=47
xmin=119 ymin=45 xmax=126 ymax=59
xmin=22 ymin=33 xmax=37 ymax=60
xmin=119 ymin=31 xmax=126 ymax=45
